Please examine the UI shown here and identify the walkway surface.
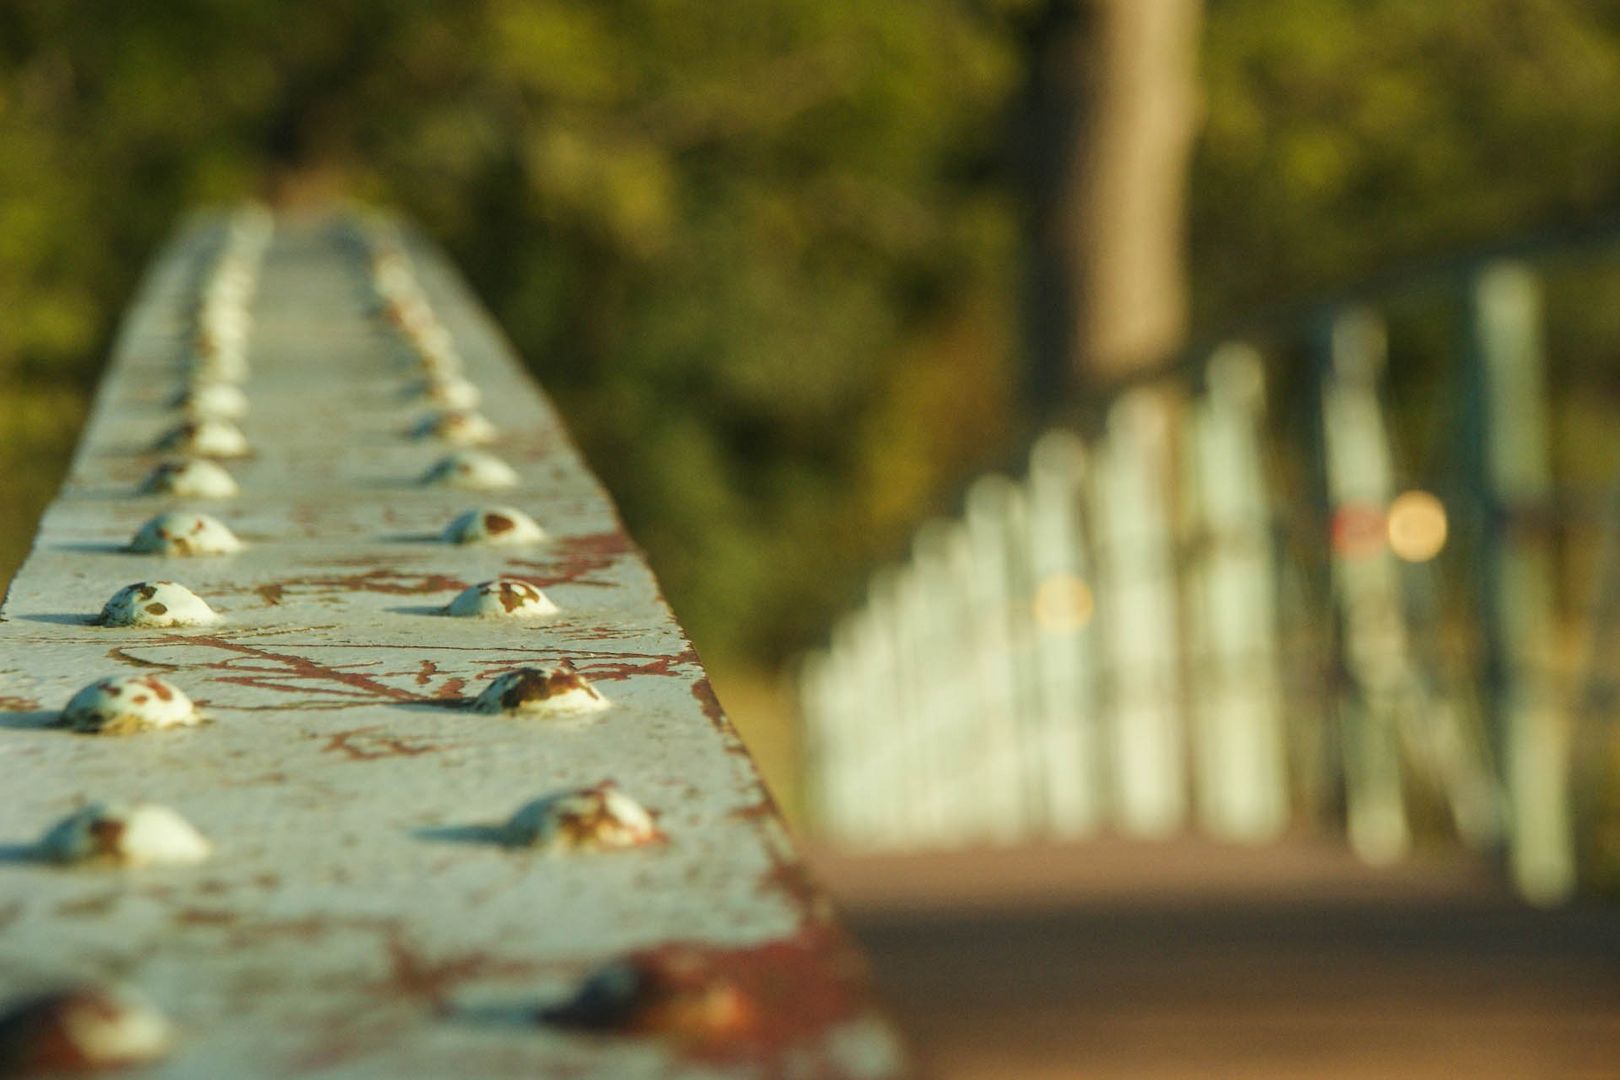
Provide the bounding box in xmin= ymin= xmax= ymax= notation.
xmin=809 ymin=838 xmax=1620 ymax=1079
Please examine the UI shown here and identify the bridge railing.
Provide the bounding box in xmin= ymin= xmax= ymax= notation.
xmin=800 ymin=247 xmax=1620 ymax=906
xmin=0 ymin=206 xmax=905 ymax=1078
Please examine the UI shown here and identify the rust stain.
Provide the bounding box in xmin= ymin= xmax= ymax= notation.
xmin=244 ymin=569 xmax=467 ymax=600
xmin=319 ymin=726 xmax=442 ymax=761
xmin=154 ymin=635 xmax=422 ymax=704
xmin=175 ymin=908 xmax=237 ymax=927
xmin=53 ymin=894 xmax=120 ymax=918
xmin=376 ymin=932 xmax=538 ymax=1013
xmin=505 ymin=530 xmax=634 ymax=589
xmin=106 ymin=647 xmax=180 ymax=672
xmin=0 ymin=695 xmax=39 ymax=712
xmin=543 ymin=924 xmax=884 ymax=1073
xmin=690 ymin=678 xmax=727 ymax=733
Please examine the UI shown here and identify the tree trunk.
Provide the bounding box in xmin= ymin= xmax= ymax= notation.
xmin=1020 ymin=0 xmax=1203 ymax=406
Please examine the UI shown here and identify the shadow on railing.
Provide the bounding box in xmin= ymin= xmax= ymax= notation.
xmin=798 ymin=231 xmax=1620 ymax=907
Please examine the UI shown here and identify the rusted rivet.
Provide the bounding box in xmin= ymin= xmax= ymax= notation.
xmin=152 ymin=418 xmax=249 ymax=459
xmin=127 ymin=512 xmax=242 ymax=556
xmin=138 ymin=459 xmax=239 ymax=499
xmin=473 ymin=662 xmax=608 ymax=716
xmin=188 ymin=328 xmax=250 ymax=378
xmin=409 ymin=374 xmax=480 ymax=410
xmin=443 ymin=506 xmax=544 ymax=546
xmin=98 ymin=581 xmax=220 ymax=628
xmin=540 ymin=952 xmax=749 ymax=1042
xmin=411 ymin=409 xmax=496 ymax=446
xmin=406 ymin=321 xmax=457 ymax=366
xmin=172 ymin=380 xmax=248 ymax=420
xmin=503 ymin=783 xmax=661 ymax=851
xmin=419 ymin=450 xmax=519 ymax=491
xmin=197 ymin=303 xmax=250 ymax=347
xmin=0 ymin=985 xmax=176 ymax=1074
xmin=445 ymin=578 xmax=558 ymax=619
xmin=37 ymin=803 xmax=211 ymax=867
xmin=372 ymin=253 xmax=414 ymax=299
xmin=59 ymin=675 xmax=200 ymax=734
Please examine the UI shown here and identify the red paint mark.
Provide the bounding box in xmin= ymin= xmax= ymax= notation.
xmin=319 ymin=727 xmax=441 ymax=761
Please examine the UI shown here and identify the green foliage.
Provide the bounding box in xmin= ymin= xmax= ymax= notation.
xmin=8 ymin=0 xmax=1620 ymax=672
xmin=0 ymin=0 xmax=1020 ymax=665
xmin=1195 ymin=0 xmax=1620 ymax=319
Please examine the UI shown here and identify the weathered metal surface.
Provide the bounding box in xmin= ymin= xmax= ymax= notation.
xmin=0 ymin=211 xmax=904 ymax=1077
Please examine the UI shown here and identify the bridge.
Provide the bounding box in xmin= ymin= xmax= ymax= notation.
xmin=3 ymin=204 xmax=1619 ymax=1078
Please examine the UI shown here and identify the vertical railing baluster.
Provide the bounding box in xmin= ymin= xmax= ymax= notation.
xmin=908 ymin=520 xmax=964 ymax=844
xmin=1182 ymin=345 xmax=1290 ymax=841
xmin=1462 ymin=261 xmax=1575 ymax=903
xmin=965 ymin=476 xmax=1034 ymax=842
xmin=1093 ymin=391 xmax=1186 ymax=836
xmin=1319 ymin=308 xmax=1412 ymax=864
xmin=1026 ymin=430 xmax=1104 ymax=836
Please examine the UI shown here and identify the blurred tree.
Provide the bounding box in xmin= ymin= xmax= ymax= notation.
xmin=1016 ymin=0 xmax=1203 ymax=403
xmin=0 ymin=0 xmax=1020 ymax=670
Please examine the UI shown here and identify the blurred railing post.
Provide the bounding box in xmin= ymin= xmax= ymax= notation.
xmin=1318 ymin=308 xmax=1412 ymax=864
xmin=1093 ymin=391 xmax=1187 ymax=836
xmin=1026 ymin=431 xmax=1104 ymax=836
xmin=1461 ymin=260 xmax=1576 ymax=903
xmin=1181 ymin=345 xmax=1288 ymax=841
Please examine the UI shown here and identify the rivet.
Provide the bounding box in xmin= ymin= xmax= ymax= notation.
xmin=59 ymin=675 xmax=201 ymax=734
xmin=172 ymin=381 xmax=248 ymax=420
xmin=406 ymin=321 xmax=457 ymax=367
xmin=197 ymin=301 xmax=250 ymax=343
xmin=473 ymin=662 xmax=608 ymax=716
xmin=411 ymin=409 xmax=497 ymax=446
xmin=0 ymin=985 xmax=176 ymax=1073
xmin=442 ymin=506 xmax=545 ymax=546
xmin=138 ymin=459 xmax=239 ymax=499
xmin=503 ymin=783 xmax=661 ymax=851
xmin=540 ymin=952 xmax=749 ymax=1041
xmin=97 ymin=581 xmax=220 ymax=628
xmin=185 ymin=341 xmax=249 ymax=383
xmin=152 ymin=418 xmax=250 ymax=459
xmin=37 ymin=803 xmax=211 ymax=867
xmin=128 ymin=512 xmax=243 ymax=556
xmin=372 ymin=254 xmax=414 ymax=300
xmin=414 ymin=339 xmax=461 ymax=379
xmin=408 ymin=374 xmax=480 ymax=410
xmin=444 ymin=578 xmax=558 ymax=619
xmin=419 ymin=450 xmax=519 ymax=491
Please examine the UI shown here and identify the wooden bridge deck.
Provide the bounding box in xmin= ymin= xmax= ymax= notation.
xmin=810 ymin=838 xmax=1620 ymax=1078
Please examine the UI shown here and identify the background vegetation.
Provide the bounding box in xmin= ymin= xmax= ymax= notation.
xmin=5 ymin=1 xmax=1620 ymax=789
